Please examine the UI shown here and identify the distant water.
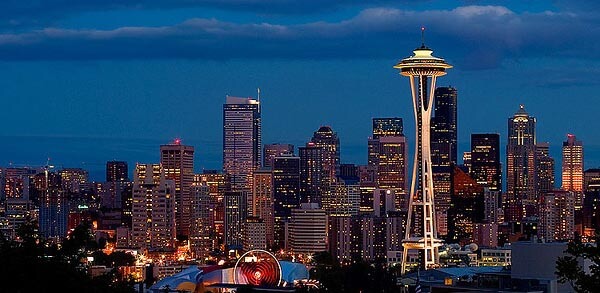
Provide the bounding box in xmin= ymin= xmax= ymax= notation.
xmin=0 ymin=135 xmax=222 ymax=181
xmin=1 ymin=135 xmax=599 ymax=187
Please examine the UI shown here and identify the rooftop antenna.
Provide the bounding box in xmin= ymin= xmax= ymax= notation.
xmin=421 ymin=26 xmax=426 ymax=47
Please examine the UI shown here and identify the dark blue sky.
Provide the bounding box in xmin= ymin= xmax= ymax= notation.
xmin=1 ymin=0 xmax=599 ymax=181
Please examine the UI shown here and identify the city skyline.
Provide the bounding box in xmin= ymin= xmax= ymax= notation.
xmin=1 ymin=1 xmax=599 ymax=183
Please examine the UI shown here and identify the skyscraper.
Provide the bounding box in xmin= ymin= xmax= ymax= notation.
xmin=539 ymin=190 xmax=575 ymax=242
xmin=251 ymin=168 xmax=274 ymax=248
xmin=288 ymin=203 xmax=328 ymax=255
xmin=562 ymin=134 xmax=584 ymax=192
xmin=160 ymin=139 xmax=194 ymax=238
xmin=470 ymin=134 xmax=501 ymax=191
xmin=190 ymin=181 xmax=212 ymax=260
xmin=106 ymin=160 xmax=128 ymax=182
xmin=311 ymin=126 xmax=340 ymax=185
xmin=372 ymin=118 xmax=403 ymax=139
xmin=263 ymin=143 xmax=294 ymax=169
xmin=431 ymin=86 xmax=458 ymax=167
xmin=224 ymin=191 xmax=246 ymax=250
xmin=506 ymin=105 xmax=536 ymax=203
xmin=393 ymin=35 xmax=452 ymax=273
xmin=36 ymin=171 xmax=68 ymax=239
xmin=272 ymin=154 xmax=300 ymax=248
xmin=131 ymin=164 xmax=176 ymax=250
xmin=299 ymin=143 xmax=324 ymax=204
xmin=223 ymin=96 xmax=261 ymax=192
xmin=535 ymin=142 xmax=555 ymax=196
xmin=375 ymin=136 xmax=409 ymax=194
xmin=447 ymin=166 xmax=485 ymax=246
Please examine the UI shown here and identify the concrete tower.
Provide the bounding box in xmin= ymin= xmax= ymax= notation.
xmin=393 ymin=29 xmax=452 ymax=273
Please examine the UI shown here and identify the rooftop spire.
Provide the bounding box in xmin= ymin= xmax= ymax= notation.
xmin=421 ymin=26 xmax=425 ymax=47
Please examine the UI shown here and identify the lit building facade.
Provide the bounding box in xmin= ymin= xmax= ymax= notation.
xmin=36 ymin=171 xmax=69 ymax=239
xmin=323 ymin=178 xmax=360 ymax=217
xmin=310 ymin=126 xmax=340 ymax=186
xmin=562 ymin=134 xmax=584 ymax=192
xmin=299 ymin=143 xmax=324 ymax=204
xmin=448 ymin=166 xmax=485 ymax=246
xmin=224 ymin=191 xmax=246 ymax=250
xmin=430 ymin=86 xmax=458 ymax=168
xmin=160 ymin=140 xmax=195 ymax=238
xmin=106 ymin=160 xmax=128 ymax=182
xmin=251 ymin=168 xmax=274 ymax=248
xmin=272 ymin=154 xmax=300 ymax=249
xmin=539 ymin=190 xmax=575 ymax=242
xmin=131 ymin=164 xmax=176 ymax=250
xmin=190 ymin=182 xmax=213 ymax=260
xmin=506 ymin=105 xmax=536 ymax=203
xmin=223 ymin=96 xmax=261 ymax=192
xmin=263 ymin=143 xmax=294 ymax=169
xmin=535 ymin=142 xmax=555 ymax=197
xmin=243 ymin=217 xmax=267 ymax=250
xmin=470 ymin=133 xmax=501 ymax=192
xmin=288 ymin=203 xmax=328 ymax=255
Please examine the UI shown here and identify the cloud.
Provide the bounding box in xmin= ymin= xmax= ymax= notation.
xmin=0 ymin=5 xmax=597 ymax=70
xmin=0 ymin=0 xmax=403 ymax=28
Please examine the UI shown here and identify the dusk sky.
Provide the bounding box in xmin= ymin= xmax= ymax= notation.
xmin=1 ymin=0 xmax=599 ymax=181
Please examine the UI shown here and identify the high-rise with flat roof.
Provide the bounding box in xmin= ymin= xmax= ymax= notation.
xmin=470 ymin=134 xmax=501 ymax=192
xmin=160 ymin=139 xmax=194 ymax=238
xmin=431 ymin=86 xmax=458 ymax=168
xmin=272 ymin=154 xmax=300 ymax=248
xmin=106 ymin=161 xmax=128 ymax=182
xmin=223 ymin=96 xmax=261 ymax=192
xmin=562 ymin=134 xmax=584 ymax=192
xmin=131 ymin=164 xmax=176 ymax=250
xmin=263 ymin=143 xmax=294 ymax=169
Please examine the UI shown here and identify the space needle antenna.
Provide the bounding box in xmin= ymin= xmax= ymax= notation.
xmin=421 ymin=26 xmax=425 ymax=47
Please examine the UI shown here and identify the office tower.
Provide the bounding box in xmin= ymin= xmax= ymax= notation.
xmin=35 ymin=171 xmax=68 ymax=239
xmin=535 ymin=142 xmax=555 ymax=197
xmin=160 ymin=139 xmax=194 ymax=238
xmin=506 ymin=104 xmax=536 ymax=202
xmin=562 ymin=134 xmax=584 ymax=192
xmin=369 ymin=117 xmax=404 ymax=166
xmin=106 ymin=161 xmax=128 ymax=182
xmin=59 ymin=168 xmax=88 ymax=194
xmin=375 ymin=136 xmax=409 ymax=192
xmin=263 ymin=143 xmax=294 ymax=169
xmin=130 ymin=164 xmax=176 ymax=250
xmin=583 ymin=169 xmax=600 ymax=234
xmin=223 ymin=95 xmax=262 ymax=192
xmin=539 ymin=190 xmax=575 ymax=242
xmin=473 ymin=223 xmax=498 ymax=248
xmin=470 ymin=134 xmax=502 ymax=191
xmin=224 ymin=191 xmax=246 ymax=250
xmin=373 ymin=189 xmax=397 ymax=217
xmin=251 ymin=168 xmax=274 ymax=248
xmin=288 ymin=203 xmax=328 ymax=255
xmin=328 ymin=216 xmax=361 ymax=264
xmin=431 ymin=86 xmax=458 ymax=167
xmin=272 ymin=154 xmax=300 ymax=249
xmin=484 ymin=189 xmax=502 ymax=224
xmin=462 ymin=152 xmax=472 ymax=172
xmin=394 ymin=37 xmax=452 ymax=273
xmin=373 ymin=117 xmax=403 ymax=139
xmin=323 ymin=178 xmax=360 ymax=217
xmin=310 ymin=126 xmax=340 ymax=185
xmin=299 ymin=143 xmax=324 ymax=204
xmin=584 ymin=169 xmax=600 ymax=194
xmin=243 ymin=217 xmax=267 ymax=250
xmin=340 ymin=164 xmax=359 ymax=181
xmin=447 ymin=166 xmax=485 ymax=246
xmin=358 ymin=165 xmax=377 ymax=214
xmin=190 ymin=182 xmax=212 ymax=260
xmin=197 ymin=171 xmax=227 ymax=248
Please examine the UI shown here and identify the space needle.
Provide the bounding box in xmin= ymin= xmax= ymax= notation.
xmin=394 ymin=28 xmax=452 ymax=274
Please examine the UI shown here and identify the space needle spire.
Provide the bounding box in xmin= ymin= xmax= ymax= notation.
xmin=393 ymin=30 xmax=452 ymax=274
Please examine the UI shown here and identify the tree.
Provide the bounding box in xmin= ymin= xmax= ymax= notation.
xmin=556 ymin=233 xmax=600 ymax=292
